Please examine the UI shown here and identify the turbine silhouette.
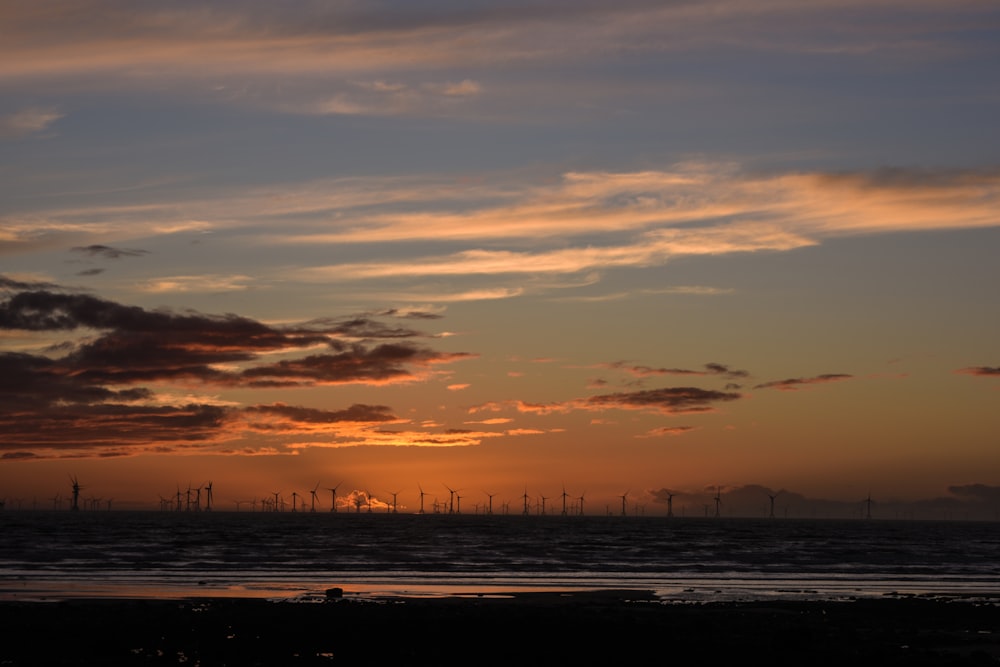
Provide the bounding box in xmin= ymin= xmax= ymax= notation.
xmin=326 ymin=482 xmax=343 ymax=513
xmin=310 ymin=482 xmax=320 ymax=512
xmin=417 ymin=483 xmax=427 ymax=514
xmin=69 ymin=475 xmax=82 ymax=512
xmin=443 ymin=483 xmax=461 ymax=514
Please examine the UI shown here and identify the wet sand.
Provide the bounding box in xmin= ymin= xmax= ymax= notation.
xmin=2 ymin=591 xmax=999 ymax=665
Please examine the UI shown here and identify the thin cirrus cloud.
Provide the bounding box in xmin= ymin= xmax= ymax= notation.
xmin=1 ymin=1 xmax=991 ymax=115
xmin=286 ymin=165 xmax=1000 ymax=281
xmin=954 ymin=366 xmax=1000 ymax=377
xmin=470 ymin=386 xmax=743 ymax=418
xmin=6 ymin=165 xmax=999 ymax=283
xmin=0 ymin=107 xmax=62 ymax=138
xmin=636 ymin=426 xmax=697 ymax=438
xmin=0 ymin=279 xmax=475 ymax=457
xmin=135 ymin=274 xmax=254 ymax=294
xmin=71 ymin=244 xmax=149 ymax=259
xmin=754 ymin=374 xmax=854 ymax=391
xmin=599 ymin=361 xmax=750 ymax=380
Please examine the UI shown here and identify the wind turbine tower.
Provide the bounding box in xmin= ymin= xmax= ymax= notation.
xmin=310 ymin=482 xmax=320 ymax=512
xmin=714 ymin=486 xmax=722 ymax=518
xmin=444 ymin=484 xmax=458 ymax=514
xmin=620 ymin=490 xmax=629 ymax=517
xmin=767 ymin=491 xmax=781 ymax=519
xmin=69 ymin=475 xmax=81 ymax=512
xmin=327 ymin=482 xmax=342 ymax=513
xmin=417 ymin=484 xmax=427 ymax=514
xmin=204 ymin=481 xmax=214 ymax=511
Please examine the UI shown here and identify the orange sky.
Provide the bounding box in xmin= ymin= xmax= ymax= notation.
xmin=1 ymin=1 xmax=999 ymax=516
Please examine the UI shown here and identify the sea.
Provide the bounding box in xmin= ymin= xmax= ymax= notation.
xmin=2 ymin=511 xmax=999 ymax=603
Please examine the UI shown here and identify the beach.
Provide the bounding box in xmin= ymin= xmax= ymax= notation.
xmin=2 ymin=592 xmax=999 ymax=666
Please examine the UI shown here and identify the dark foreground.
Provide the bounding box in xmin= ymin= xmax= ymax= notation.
xmin=2 ymin=592 xmax=999 ymax=666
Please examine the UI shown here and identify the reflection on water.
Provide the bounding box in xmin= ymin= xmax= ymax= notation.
xmin=2 ymin=512 xmax=999 ymax=601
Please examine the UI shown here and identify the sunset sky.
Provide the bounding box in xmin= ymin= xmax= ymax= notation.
xmin=2 ymin=1 xmax=998 ymax=516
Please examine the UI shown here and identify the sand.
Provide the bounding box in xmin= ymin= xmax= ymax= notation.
xmin=1 ymin=592 xmax=999 ymax=665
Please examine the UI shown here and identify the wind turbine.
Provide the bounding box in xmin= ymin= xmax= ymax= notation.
xmin=69 ymin=475 xmax=82 ymax=511
xmin=767 ymin=490 xmax=781 ymax=519
xmin=443 ymin=484 xmax=460 ymax=514
xmin=560 ymin=485 xmax=569 ymax=516
xmin=665 ymin=491 xmax=676 ymax=518
xmin=389 ymin=490 xmax=400 ymax=513
xmin=204 ymin=481 xmax=214 ymax=511
xmin=327 ymin=482 xmax=343 ymax=513
xmin=417 ymin=484 xmax=427 ymax=514
xmin=272 ymin=491 xmax=281 ymax=512
xmin=714 ymin=486 xmax=722 ymax=518
xmin=522 ymin=487 xmax=530 ymax=515
xmin=577 ymin=490 xmax=586 ymax=516
xmin=864 ymin=491 xmax=874 ymax=520
xmin=483 ymin=491 xmax=495 ymax=515
xmin=309 ymin=482 xmax=320 ymax=512
xmin=620 ymin=490 xmax=629 ymax=517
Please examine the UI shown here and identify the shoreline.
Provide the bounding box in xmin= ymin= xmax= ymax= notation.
xmin=2 ymin=592 xmax=999 ymax=665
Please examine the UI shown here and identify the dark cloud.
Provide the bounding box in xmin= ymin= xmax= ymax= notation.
xmin=374 ymin=308 xmax=444 ymax=320
xmin=71 ymin=244 xmax=149 ymax=259
xmin=244 ymin=403 xmax=397 ymax=425
xmin=0 ymin=285 xmax=472 ymax=456
xmin=76 ymin=268 xmax=106 ymax=276
xmin=243 ymin=344 xmax=474 ymax=387
xmin=704 ymin=363 xmax=749 ymax=379
xmin=955 ymin=366 xmax=1000 ymax=377
xmin=606 ymin=361 xmax=749 ymax=379
xmin=0 ymin=275 xmax=59 ymax=291
xmin=754 ymin=374 xmax=852 ymax=391
xmin=585 ymin=386 xmax=741 ymax=414
xmin=296 ymin=316 xmax=427 ymax=338
xmin=947 ymin=484 xmax=1000 ymax=503
xmin=0 ymin=402 xmax=230 ymax=452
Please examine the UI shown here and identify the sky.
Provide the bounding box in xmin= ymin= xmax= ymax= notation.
xmin=1 ymin=0 xmax=999 ymax=517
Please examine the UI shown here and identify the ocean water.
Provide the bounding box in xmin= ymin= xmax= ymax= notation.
xmin=2 ymin=511 xmax=999 ymax=602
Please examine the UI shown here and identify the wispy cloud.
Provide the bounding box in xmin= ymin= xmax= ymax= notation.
xmin=0 ymin=107 xmax=62 ymax=138
xmin=470 ymin=386 xmax=742 ymax=418
xmin=600 ymin=361 xmax=750 ymax=380
xmin=2 ymin=2 xmax=991 ymax=117
xmin=636 ymin=426 xmax=696 ymax=438
xmin=7 ymin=164 xmax=999 ymax=283
xmin=71 ymin=244 xmax=148 ymax=259
xmin=135 ymin=274 xmax=253 ymax=293
xmin=754 ymin=374 xmax=853 ymax=391
xmin=954 ymin=366 xmax=1000 ymax=377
